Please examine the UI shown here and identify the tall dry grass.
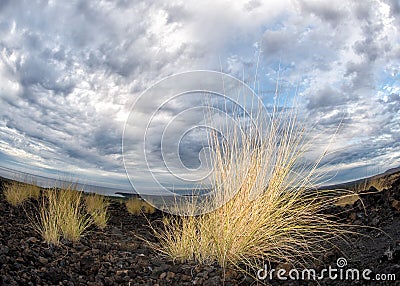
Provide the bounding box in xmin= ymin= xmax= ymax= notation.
xmin=4 ymin=180 xmax=40 ymax=206
xmin=57 ymin=188 xmax=92 ymax=241
xmin=31 ymin=185 xmax=92 ymax=244
xmin=149 ymin=99 xmax=349 ymax=270
xmin=33 ymin=189 xmax=61 ymax=245
xmin=85 ymin=193 xmax=110 ymax=229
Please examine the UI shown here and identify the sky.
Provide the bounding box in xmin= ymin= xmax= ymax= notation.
xmin=0 ymin=0 xmax=399 ymax=193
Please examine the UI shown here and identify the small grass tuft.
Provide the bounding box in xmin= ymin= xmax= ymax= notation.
xmin=126 ymin=198 xmax=143 ymax=215
xmin=85 ymin=193 xmax=110 ymax=229
xmin=4 ymin=180 xmax=41 ymax=206
xmin=30 ymin=186 xmax=92 ymax=244
xmin=57 ymin=188 xmax=92 ymax=242
xmin=126 ymin=198 xmax=156 ymax=215
xmin=32 ymin=189 xmax=61 ymax=245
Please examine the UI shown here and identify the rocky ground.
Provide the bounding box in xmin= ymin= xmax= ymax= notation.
xmin=0 ymin=176 xmax=399 ymax=286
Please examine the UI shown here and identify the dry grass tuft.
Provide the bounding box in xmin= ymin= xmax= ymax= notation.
xmin=126 ymin=198 xmax=142 ymax=215
xmin=335 ymin=193 xmax=360 ymax=207
xmin=31 ymin=185 xmax=92 ymax=244
xmin=149 ymin=99 xmax=350 ymax=271
xmin=4 ymin=180 xmax=41 ymax=206
xmin=58 ymin=188 xmax=92 ymax=241
xmin=85 ymin=193 xmax=110 ymax=229
xmin=142 ymin=201 xmax=156 ymax=214
xmin=32 ymin=189 xmax=61 ymax=245
xmin=126 ymin=198 xmax=156 ymax=215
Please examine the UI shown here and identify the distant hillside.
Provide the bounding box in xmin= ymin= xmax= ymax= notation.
xmin=321 ymin=166 xmax=400 ymax=192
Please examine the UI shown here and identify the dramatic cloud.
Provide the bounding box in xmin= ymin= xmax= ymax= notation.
xmin=0 ymin=0 xmax=398 ymax=192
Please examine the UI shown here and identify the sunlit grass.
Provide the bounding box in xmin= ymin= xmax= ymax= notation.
xmin=126 ymin=197 xmax=156 ymax=215
xmin=30 ymin=185 xmax=92 ymax=244
xmin=4 ymin=180 xmax=40 ymax=206
xmin=58 ymin=188 xmax=92 ymax=241
xmin=31 ymin=189 xmax=61 ymax=245
xmin=149 ymin=98 xmax=350 ymax=271
xmin=85 ymin=193 xmax=110 ymax=229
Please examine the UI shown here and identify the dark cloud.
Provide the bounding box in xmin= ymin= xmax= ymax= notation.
xmin=384 ymin=0 xmax=400 ymax=16
xmin=0 ymin=0 xmax=10 ymax=11
xmin=382 ymin=93 xmax=400 ymax=113
xmin=344 ymin=61 xmax=375 ymax=90
xmin=307 ymin=87 xmax=348 ymax=110
xmin=245 ymin=0 xmax=262 ymax=12
xmin=91 ymin=121 xmax=123 ymax=156
xmin=178 ymin=128 xmax=210 ymax=169
xmin=297 ymin=0 xmax=347 ymax=27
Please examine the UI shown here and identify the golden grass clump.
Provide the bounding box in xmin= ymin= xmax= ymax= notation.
xmin=126 ymin=198 xmax=156 ymax=215
xmin=85 ymin=193 xmax=110 ymax=229
xmin=31 ymin=185 xmax=92 ymax=244
xmin=58 ymin=188 xmax=92 ymax=241
xmin=28 ymin=183 xmax=41 ymax=200
xmin=33 ymin=189 xmax=61 ymax=245
xmin=126 ymin=198 xmax=142 ymax=215
xmin=4 ymin=180 xmax=41 ymax=206
xmin=150 ymin=100 xmax=349 ymax=270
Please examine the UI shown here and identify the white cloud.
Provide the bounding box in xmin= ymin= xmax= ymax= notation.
xmin=0 ymin=0 xmax=398 ymax=190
